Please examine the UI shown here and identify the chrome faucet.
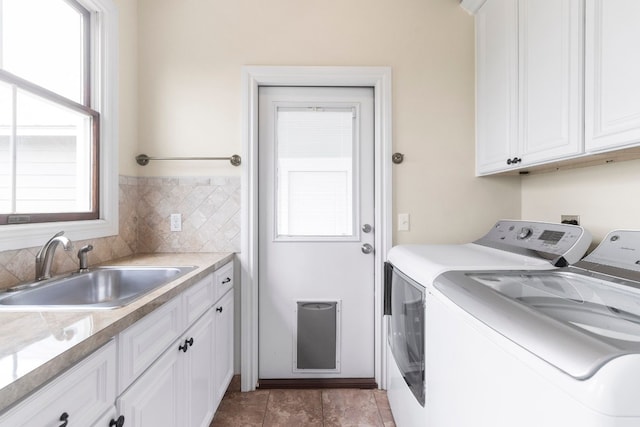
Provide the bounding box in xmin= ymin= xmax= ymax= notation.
xmin=77 ymin=244 xmax=94 ymax=273
xmin=35 ymin=231 xmax=73 ymax=281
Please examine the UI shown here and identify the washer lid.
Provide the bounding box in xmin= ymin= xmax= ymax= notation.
xmin=434 ymin=269 xmax=640 ymax=379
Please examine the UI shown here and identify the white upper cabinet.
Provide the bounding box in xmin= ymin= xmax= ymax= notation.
xmin=476 ymin=0 xmax=584 ymax=175
xmin=518 ymin=0 xmax=583 ymax=164
xmin=476 ymin=0 xmax=518 ymax=174
xmin=476 ymin=0 xmax=640 ymax=174
xmin=585 ymin=0 xmax=640 ymax=152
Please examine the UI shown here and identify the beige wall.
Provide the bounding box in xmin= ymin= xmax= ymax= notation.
xmin=115 ymin=0 xmax=139 ymax=177
xmin=521 ymin=158 xmax=640 ymax=246
xmin=134 ymin=0 xmax=522 ymax=244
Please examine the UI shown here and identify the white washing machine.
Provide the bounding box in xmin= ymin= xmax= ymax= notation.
xmin=384 ymin=220 xmax=592 ymax=427
xmin=431 ymin=229 xmax=640 ymax=426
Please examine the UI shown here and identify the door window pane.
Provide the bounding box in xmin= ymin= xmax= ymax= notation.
xmin=276 ymin=108 xmax=355 ymax=238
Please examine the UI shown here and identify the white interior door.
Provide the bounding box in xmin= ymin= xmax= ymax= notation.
xmin=258 ymin=86 xmax=375 ymax=379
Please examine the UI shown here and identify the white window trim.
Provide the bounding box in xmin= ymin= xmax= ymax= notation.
xmin=0 ymin=0 xmax=118 ymax=251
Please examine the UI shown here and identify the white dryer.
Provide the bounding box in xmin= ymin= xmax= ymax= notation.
xmin=431 ymin=229 xmax=640 ymax=426
xmin=384 ymin=220 xmax=592 ymax=427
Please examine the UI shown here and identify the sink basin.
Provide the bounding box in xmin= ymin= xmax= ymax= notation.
xmin=0 ymin=266 xmax=196 ymax=310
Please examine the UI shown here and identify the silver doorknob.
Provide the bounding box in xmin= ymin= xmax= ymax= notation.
xmin=362 ymin=224 xmax=372 ymax=233
xmin=361 ymin=243 xmax=374 ymax=254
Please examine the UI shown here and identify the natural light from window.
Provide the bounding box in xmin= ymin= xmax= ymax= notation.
xmin=1 ymin=0 xmax=85 ymax=102
xmin=0 ymin=0 xmax=97 ymax=222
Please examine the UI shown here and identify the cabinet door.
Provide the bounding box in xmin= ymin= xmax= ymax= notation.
xmin=518 ymin=0 xmax=583 ymax=165
xmin=0 ymin=341 xmax=116 ymax=427
xmin=184 ymin=310 xmax=216 ymax=427
xmin=213 ymin=290 xmax=234 ymax=406
xmin=476 ymin=0 xmax=518 ymax=175
xmin=585 ymin=0 xmax=640 ymax=152
xmin=118 ymin=297 xmax=183 ymax=394
xmin=117 ymin=345 xmax=183 ymax=427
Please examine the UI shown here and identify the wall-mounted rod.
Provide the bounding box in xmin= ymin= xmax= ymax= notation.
xmin=135 ymin=153 xmax=241 ymax=167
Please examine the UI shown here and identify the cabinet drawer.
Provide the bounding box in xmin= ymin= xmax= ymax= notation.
xmin=118 ymin=297 xmax=184 ymax=394
xmin=0 ymin=340 xmax=116 ymax=427
xmin=214 ymin=261 xmax=234 ymax=300
xmin=184 ymin=273 xmax=214 ymax=325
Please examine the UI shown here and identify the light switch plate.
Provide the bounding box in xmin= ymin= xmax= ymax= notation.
xmin=398 ymin=213 xmax=410 ymax=231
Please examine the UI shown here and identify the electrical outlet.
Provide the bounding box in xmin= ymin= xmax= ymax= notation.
xmin=561 ymin=215 xmax=580 ymax=225
xmin=170 ymin=213 xmax=182 ymax=231
xmin=398 ymin=213 xmax=410 ymax=231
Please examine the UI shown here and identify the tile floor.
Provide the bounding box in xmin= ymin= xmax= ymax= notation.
xmin=210 ymin=376 xmax=396 ymax=426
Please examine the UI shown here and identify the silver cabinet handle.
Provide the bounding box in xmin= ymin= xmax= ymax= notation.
xmin=362 ymin=224 xmax=372 ymax=233
xmin=361 ymin=243 xmax=374 ymax=254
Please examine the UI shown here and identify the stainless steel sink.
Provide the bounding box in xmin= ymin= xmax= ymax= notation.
xmin=0 ymin=266 xmax=196 ymax=310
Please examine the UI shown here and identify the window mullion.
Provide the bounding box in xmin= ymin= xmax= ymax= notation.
xmin=0 ymin=70 xmax=98 ymax=119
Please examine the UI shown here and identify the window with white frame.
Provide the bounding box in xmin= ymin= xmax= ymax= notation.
xmin=0 ymin=0 xmax=117 ymax=250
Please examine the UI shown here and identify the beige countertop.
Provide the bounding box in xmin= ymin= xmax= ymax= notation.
xmin=0 ymin=252 xmax=234 ymax=412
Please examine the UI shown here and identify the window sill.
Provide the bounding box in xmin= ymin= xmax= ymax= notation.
xmin=0 ymin=218 xmax=118 ymax=252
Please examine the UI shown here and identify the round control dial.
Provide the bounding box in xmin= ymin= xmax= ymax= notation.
xmin=517 ymin=227 xmax=533 ymax=240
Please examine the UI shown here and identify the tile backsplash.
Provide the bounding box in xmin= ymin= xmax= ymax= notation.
xmin=0 ymin=175 xmax=240 ymax=290
xmin=137 ymin=176 xmax=240 ymax=253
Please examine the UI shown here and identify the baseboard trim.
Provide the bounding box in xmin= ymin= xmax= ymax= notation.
xmin=257 ymin=378 xmax=378 ymax=389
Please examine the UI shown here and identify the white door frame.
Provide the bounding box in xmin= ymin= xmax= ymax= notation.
xmin=240 ymin=66 xmax=393 ymax=391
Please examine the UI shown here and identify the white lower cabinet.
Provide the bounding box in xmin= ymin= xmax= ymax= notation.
xmin=117 ymin=342 xmax=183 ymax=427
xmin=117 ymin=296 xmax=183 ymax=395
xmin=185 ymin=307 xmax=216 ymax=427
xmin=213 ymin=289 xmax=234 ymax=406
xmin=117 ymin=263 xmax=234 ymax=427
xmin=117 ymin=321 xmax=216 ymax=427
xmin=0 ymin=261 xmax=234 ymax=427
xmin=118 ymin=297 xmax=232 ymax=427
xmin=0 ymin=340 xmax=117 ymax=427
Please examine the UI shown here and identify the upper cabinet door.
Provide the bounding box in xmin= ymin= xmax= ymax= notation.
xmin=518 ymin=0 xmax=584 ymax=164
xmin=585 ymin=0 xmax=640 ymax=152
xmin=476 ymin=0 xmax=519 ymax=174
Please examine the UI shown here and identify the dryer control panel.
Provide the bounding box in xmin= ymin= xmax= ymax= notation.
xmin=474 ymin=220 xmax=592 ymax=266
xmin=580 ymin=229 xmax=640 ymax=275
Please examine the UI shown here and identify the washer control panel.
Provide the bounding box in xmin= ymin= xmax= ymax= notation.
xmin=475 ymin=220 xmax=592 ymax=265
